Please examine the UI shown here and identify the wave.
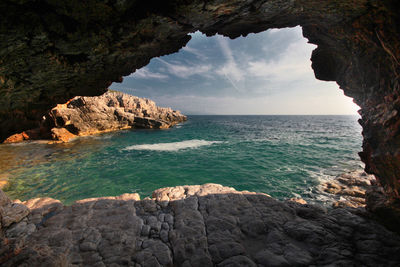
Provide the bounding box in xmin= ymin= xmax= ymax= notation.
xmin=123 ymin=139 xmax=223 ymax=152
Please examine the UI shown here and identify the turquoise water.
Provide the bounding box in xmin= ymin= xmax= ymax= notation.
xmin=1 ymin=115 xmax=363 ymax=205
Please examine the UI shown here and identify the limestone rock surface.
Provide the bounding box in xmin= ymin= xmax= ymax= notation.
xmin=1 ymin=184 xmax=400 ymax=266
xmin=3 ymin=128 xmax=47 ymax=144
xmin=50 ymin=127 xmax=77 ymax=142
xmin=3 ymin=91 xmax=187 ymax=143
xmin=47 ymin=91 xmax=186 ymax=138
xmin=319 ymin=170 xmax=376 ymax=208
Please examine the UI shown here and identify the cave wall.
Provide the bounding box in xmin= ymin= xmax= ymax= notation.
xmin=1 ymin=0 xmax=400 ymax=201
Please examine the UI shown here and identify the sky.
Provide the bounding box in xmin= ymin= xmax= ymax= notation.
xmin=110 ymin=26 xmax=359 ymax=115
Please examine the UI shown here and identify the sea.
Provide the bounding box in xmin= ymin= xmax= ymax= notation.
xmin=0 ymin=115 xmax=363 ymax=205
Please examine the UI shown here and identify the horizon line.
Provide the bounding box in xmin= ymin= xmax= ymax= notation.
xmin=184 ymin=114 xmax=360 ymax=116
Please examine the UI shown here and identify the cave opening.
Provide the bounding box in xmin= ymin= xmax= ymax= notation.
xmin=101 ymin=27 xmax=363 ymax=205
xmin=1 ymin=27 xmax=364 ymax=207
xmin=2 ymin=1 xmax=400 ymax=264
xmin=0 ymin=0 xmax=398 ymax=209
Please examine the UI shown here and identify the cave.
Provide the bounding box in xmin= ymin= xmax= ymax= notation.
xmin=1 ymin=0 xmax=400 ymax=265
xmin=1 ymin=0 xmax=399 ymax=210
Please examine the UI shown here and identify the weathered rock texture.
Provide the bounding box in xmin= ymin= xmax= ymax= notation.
xmin=319 ymin=170 xmax=376 ymax=208
xmin=0 ymin=184 xmax=399 ymax=266
xmin=3 ymin=91 xmax=186 ymax=143
xmin=0 ymin=0 xmax=399 ymax=205
xmin=47 ymin=91 xmax=186 ymax=140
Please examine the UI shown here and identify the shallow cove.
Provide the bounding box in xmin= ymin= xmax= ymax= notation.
xmin=1 ymin=115 xmax=362 ymax=205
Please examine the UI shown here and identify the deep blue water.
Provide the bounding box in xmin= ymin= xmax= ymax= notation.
xmin=0 ymin=115 xmax=363 ymax=205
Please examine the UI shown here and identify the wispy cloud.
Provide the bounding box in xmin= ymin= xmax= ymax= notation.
xmin=247 ymin=38 xmax=315 ymax=82
xmin=215 ymin=36 xmax=244 ymax=91
xmin=182 ymin=45 xmax=208 ymax=60
xmin=129 ymin=67 xmax=169 ymax=80
xmin=156 ymin=58 xmax=212 ymax=78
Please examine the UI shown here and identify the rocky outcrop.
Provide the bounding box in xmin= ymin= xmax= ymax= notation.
xmin=0 ymin=0 xmax=399 ymax=206
xmin=1 ymin=184 xmax=400 ymax=266
xmin=3 ymin=128 xmax=49 ymax=144
xmin=48 ymin=91 xmax=186 ymax=136
xmin=50 ymin=127 xmax=77 ymax=143
xmin=319 ymin=170 xmax=376 ymax=208
xmin=3 ymin=91 xmax=186 ymax=143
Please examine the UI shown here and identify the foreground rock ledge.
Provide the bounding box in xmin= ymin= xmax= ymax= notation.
xmin=1 ymin=184 xmax=399 ymax=266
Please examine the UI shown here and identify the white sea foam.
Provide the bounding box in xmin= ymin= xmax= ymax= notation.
xmin=123 ymin=139 xmax=223 ymax=152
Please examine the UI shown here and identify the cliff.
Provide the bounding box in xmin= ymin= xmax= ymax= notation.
xmin=3 ymin=91 xmax=187 ymax=143
xmin=1 ymin=184 xmax=399 ymax=266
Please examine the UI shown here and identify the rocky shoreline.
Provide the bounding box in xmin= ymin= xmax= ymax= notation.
xmin=1 ymin=183 xmax=399 ymax=266
xmin=319 ymin=170 xmax=376 ymax=208
xmin=3 ymin=91 xmax=187 ymax=143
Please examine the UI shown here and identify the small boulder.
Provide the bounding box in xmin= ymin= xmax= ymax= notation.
xmin=3 ymin=131 xmax=29 ymax=143
xmin=51 ymin=127 xmax=77 ymax=142
xmin=289 ymin=197 xmax=307 ymax=205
